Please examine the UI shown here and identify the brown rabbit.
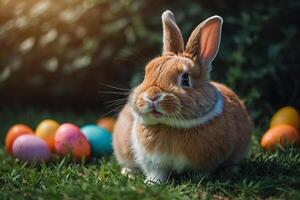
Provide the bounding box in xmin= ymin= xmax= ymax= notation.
xmin=113 ymin=10 xmax=252 ymax=183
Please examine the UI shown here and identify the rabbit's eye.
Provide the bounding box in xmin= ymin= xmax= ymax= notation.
xmin=179 ymin=72 xmax=192 ymax=88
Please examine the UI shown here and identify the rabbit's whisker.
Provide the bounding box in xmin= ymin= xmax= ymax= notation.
xmin=100 ymin=83 xmax=130 ymax=91
xmin=101 ymin=105 xmax=124 ymax=118
xmin=104 ymin=98 xmax=128 ymax=105
xmin=105 ymin=101 xmax=126 ymax=109
xmin=97 ymin=91 xmax=130 ymax=95
xmin=180 ymin=105 xmax=200 ymax=117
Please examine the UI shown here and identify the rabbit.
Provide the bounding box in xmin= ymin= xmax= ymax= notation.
xmin=113 ymin=10 xmax=252 ymax=183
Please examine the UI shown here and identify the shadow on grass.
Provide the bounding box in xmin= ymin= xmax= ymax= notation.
xmin=167 ymin=148 xmax=300 ymax=198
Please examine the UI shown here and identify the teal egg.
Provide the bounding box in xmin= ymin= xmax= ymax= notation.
xmin=80 ymin=125 xmax=113 ymax=156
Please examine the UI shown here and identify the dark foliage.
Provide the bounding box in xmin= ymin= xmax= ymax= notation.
xmin=0 ymin=0 xmax=299 ymax=127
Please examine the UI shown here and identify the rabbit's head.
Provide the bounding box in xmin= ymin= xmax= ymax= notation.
xmin=130 ymin=10 xmax=223 ymax=127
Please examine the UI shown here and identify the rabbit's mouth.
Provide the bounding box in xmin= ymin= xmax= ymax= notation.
xmin=151 ymin=109 xmax=163 ymax=118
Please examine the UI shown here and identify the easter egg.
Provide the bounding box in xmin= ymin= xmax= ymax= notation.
xmin=270 ymin=106 xmax=300 ymax=129
xmin=36 ymin=119 xmax=60 ymax=152
xmin=5 ymin=124 xmax=34 ymax=155
xmin=55 ymin=123 xmax=91 ymax=161
xmin=81 ymin=125 xmax=113 ymax=156
xmin=261 ymin=124 xmax=300 ymax=150
xmin=97 ymin=117 xmax=115 ymax=133
xmin=12 ymin=135 xmax=51 ymax=164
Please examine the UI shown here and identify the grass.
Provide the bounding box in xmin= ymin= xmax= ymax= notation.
xmin=0 ymin=105 xmax=300 ymax=200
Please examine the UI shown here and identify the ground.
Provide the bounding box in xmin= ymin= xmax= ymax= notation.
xmin=0 ymin=106 xmax=299 ymax=200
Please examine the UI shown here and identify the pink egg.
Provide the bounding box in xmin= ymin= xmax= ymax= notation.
xmin=55 ymin=123 xmax=91 ymax=161
xmin=12 ymin=135 xmax=51 ymax=164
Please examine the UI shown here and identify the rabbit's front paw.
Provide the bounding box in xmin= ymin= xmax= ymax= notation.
xmin=144 ymin=170 xmax=168 ymax=184
xmin=121 ymin=167 xmax=133 ymax=176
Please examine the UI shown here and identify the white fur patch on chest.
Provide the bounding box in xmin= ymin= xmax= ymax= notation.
xmin=144 ymin=151 xmax=188 ymax=172
xmin=131 ymin=119 xmax=189 ymax=173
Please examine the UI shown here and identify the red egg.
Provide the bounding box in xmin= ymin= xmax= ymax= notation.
xmin=55 ymin=123 xmax=91 ymax=161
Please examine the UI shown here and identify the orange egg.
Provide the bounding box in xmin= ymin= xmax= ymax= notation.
xmin=35 ymin=119 xmax=60 ymax=152
xmin=261 ymin=124 xmax=300 ymax=150
xmin=97 ymin=117 xmax=115 ymax=133
xmin=5 ymin=124 xmax=34 ymax=155
xmin=270 ymin=106 xmax=300 ymax=129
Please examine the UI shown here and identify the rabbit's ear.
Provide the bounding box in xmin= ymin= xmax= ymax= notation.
xmin=185 ymin=16 xmax=223 ymax=68
xmin=162 ymin=10 xmax=184 ymax=54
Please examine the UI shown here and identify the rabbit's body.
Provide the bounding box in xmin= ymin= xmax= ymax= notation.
xmin=113 ymin=82 xmax=251 ymax=181
xmin=113 ymin=11 xmax=252 ymax=183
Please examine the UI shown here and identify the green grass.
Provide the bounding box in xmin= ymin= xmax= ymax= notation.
xmin=0 ymin=106 xmax=300 ymax=200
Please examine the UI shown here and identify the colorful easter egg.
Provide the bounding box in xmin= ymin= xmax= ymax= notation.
xmin=12 ymin=135 xmax=51 ymax=164
xmin=97 ymin=117 xmax=115 ymax=133
xmin=270 ymin=106 xmax=300 ymax=129
xmin=81 ymin=125 xmax=113 ymax=156
xmin=261 ymin=124 xmax=300 ymax=150
xmin=36 ymin=119 xmax=60 ymax=152
xmin=55 ymin=123 xmax=91 ymax=161
xmin=5 ymin=124 xmax=34 ymax=155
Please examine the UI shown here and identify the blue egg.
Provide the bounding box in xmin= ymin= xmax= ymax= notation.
xmin=81 ymin=125 xmax=113 ymax=157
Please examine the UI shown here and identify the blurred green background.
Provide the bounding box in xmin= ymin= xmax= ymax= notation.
xmin=0 ymin=0 xmax=299 ymax=130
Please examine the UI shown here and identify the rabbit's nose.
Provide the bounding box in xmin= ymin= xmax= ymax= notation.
xmin=151 ymin=94 xmax=162 ymax=102
xmin=144 ymin=93 xmax=163 ymax=103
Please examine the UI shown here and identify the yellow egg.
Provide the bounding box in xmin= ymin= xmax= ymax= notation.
xmin=270 ymin=106 xmax=300 ymax=129
xmin=36 ymin=119 xmax=60 ymax=152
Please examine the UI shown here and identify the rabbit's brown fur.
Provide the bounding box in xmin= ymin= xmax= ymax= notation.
xmin=113 ymin=10 xmax=252 ymax=183
xmin=113 ymin=82 xmax=251 ymax=170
